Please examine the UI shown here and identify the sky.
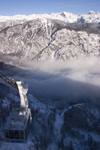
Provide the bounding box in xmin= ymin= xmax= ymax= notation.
xmin=0 ymin=0 xmax=100 ymax=16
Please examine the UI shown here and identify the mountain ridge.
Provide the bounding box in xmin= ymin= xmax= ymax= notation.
xmin=0 ymin=81 xmax=100 ymax=150
xmin=0 ymin=18 xmax=100 ymax=62
xmin=0 ymin=11 xmax=100 ymax=24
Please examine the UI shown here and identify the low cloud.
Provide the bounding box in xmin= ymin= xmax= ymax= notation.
xmin=0 ymin=55 xmax=100 ymax=109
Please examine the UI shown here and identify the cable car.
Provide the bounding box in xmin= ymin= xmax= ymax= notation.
xmin=4 ymin=107 xmax=31 ymax=143
xmin=0 ymin=72 xmax=32 ymax=143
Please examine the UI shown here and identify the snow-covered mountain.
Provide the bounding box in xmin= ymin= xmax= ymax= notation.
xmin=0 ymin=11 xmax=100 ymax=150
xmin=0 ymin=81 xmax=100 ymax=150
xmin=0 ymin=11 xmax=100 ymax=63
xmin=0 ymin=82 xmax=100 ymax=150
xmin=0 ymin=11 xmax=100 ymax=23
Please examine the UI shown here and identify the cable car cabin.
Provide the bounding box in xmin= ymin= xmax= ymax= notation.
xmin=4 ymin=107 xmax=32 ymax=143
xmin=1 ymin=79 xmax=32 ymax=143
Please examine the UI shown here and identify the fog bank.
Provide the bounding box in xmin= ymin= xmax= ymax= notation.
xmin=0 ymin=55 xmax=100 ymax=108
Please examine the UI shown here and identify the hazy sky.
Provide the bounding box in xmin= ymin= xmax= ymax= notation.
xmin=0 ymin=0 xmax=100 ymax=16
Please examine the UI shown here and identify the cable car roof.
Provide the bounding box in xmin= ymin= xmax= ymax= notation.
xmin=4 ymin=108 xmax=31 ymax=130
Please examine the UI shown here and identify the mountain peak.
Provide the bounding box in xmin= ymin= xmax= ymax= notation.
xmin=89 ymin=10 xmax=99 ymax=14
xmin=0 ymin=11 xmax=100 ymax=24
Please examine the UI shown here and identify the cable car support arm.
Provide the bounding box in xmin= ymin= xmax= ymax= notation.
xmin=0 ymin=72 xmax=18 ymax=89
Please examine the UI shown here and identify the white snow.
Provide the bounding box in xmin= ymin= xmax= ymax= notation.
xmin=16 ymin=81 xmax=28 ymax=108
xmin=0 ymin=11 xmax=100 ymax=23
xmin=54 ymin=114 xmax=63 ymax=137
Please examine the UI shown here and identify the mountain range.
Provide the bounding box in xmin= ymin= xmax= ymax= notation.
xmin=0 ymin=11 xmax=100 ymax=150
xmin=0 ymin=11 xmax=100 ymax=63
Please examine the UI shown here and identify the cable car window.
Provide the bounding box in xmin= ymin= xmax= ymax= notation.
xmin=20 ymin=131 xmax=24 ymax=139
xmin=26 ymin=116 xmax=30 ymax=134
xmin=27 ymin=117 xmax=30 ymax=129
xmin=5 ymin=130 xmax=9 ymax=138
xmin=15 ymin=130 xmax=20 ymax=139
xmin=25 ymin=129 xmax=27 ymax=139
xmin=9 ymin=130 xmax=14 ymax=139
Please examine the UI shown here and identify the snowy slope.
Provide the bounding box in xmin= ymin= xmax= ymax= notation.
xmin=0 ymin=83 xmax=100 ymax=150
xmin=0 ymin=17 xmax=100 ymax=62
xmin=0 ymin=11 xmax=100 ymax=23
xmin=0 ymin=11 xmax=100 ymax=62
